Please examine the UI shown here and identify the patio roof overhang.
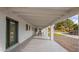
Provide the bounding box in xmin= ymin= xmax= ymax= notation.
xmin=0 ymin=7 xmax=79 ymax=28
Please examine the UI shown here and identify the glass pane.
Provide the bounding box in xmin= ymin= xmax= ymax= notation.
xmin=9 ymin=22 xmax=16 ymax=46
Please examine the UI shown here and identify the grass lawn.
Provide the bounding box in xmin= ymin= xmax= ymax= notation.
xmin=54 ymin=33 xmax=63 ymax=36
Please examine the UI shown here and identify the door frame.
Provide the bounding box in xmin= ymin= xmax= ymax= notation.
xmin=6 ymin=17 xmax=18 ymax=49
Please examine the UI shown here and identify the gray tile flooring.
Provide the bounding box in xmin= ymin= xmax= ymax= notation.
xmin=10 ymin=36 xmax=68 ymax=52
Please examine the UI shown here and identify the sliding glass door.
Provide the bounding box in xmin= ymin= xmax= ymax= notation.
xmin=6 ymin=17 xmax=18 ymax=49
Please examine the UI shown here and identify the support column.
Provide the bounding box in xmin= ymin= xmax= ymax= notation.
xmin=51 ymin=24 xmax=55 ymax=40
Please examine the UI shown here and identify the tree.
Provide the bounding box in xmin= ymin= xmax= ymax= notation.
xmin=55 ymin=21 xmax=65 ymax=30
xmin=54 ymin=19 xmax=75 ymax=32
xmin=73 ymin=24 xmax=78 ymax=30
xmin=65 ymin=19 xmax=74 ymax=32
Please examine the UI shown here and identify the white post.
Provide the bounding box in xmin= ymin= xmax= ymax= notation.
xmin=51 ymin=24 xmax=55 ymax=40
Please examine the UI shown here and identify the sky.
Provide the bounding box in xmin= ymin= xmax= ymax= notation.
xmin=69 ymin=15 xmax=78 ymax=24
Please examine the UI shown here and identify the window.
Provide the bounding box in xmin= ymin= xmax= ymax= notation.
xmin=26 ymin=24 xmax=28 ymax=30
xmin=29 ymin=25 xmax=30 ymax=30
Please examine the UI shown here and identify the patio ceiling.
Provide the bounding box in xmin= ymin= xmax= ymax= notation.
xmin=1 ymin=7 xmax=79 ymax=28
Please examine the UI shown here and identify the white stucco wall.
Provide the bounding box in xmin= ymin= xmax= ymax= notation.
xmin=0 ymin=10 xmax=35 ymax=51
xmin=0 ymin=12 xmax=6 ymax=51
xmin=42 ymin=27 xmax=50 ymax=39
xmin=42 ymin=25 xmax=54 ymax=40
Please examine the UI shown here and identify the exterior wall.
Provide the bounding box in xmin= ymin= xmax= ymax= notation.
xmin=42 ymin=25 xmax=54 ymax=40
xmin=0 ymin=12 xmax=6 ymax=51
xmin=42 ymin=26 xmax=50 ymax=39
xmin=0 ymin=10 xmax=35 ymax=51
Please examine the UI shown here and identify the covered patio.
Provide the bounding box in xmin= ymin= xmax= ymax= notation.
xmin=0 ymin=7 xmax=79 ymax=52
